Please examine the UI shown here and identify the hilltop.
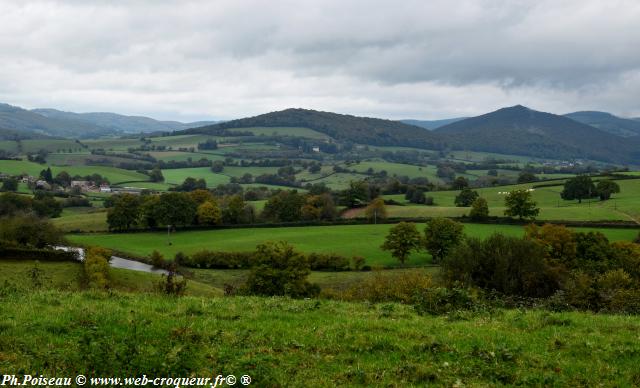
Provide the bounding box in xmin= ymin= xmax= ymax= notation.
xmin=183 ymin=108 xmax=445 ymax=149
xmin=435 ymin=105 xmax=639 ymax=164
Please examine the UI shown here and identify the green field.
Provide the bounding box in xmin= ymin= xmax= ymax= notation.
xmin=161 ymin=167 xmax=230 ymax=187
xmin=375 ymin=179 xmax=640 ymax=222
xmin=68 ymin=223 xmax=639 ymax=267
xmin=1 ymin=290 xmax=639 ymax=386
xmin=0 ymin=159 xmax=150 ymax=184
xmin=52 ymin=208 xmax=108 ymax=232
xmin=0 ymin=260 xmax=220 ymax=297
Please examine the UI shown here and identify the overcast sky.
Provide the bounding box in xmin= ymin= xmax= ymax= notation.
xmin=1 ymin=0 xmax=639 ymax=121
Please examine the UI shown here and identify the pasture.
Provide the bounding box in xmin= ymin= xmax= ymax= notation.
xmin=0 ymin=159 xmax=150 ymax=184
xmin=376 ymin=178 xmax=640 ymax=222
xmin=68 ymin=223 xmax=639 ymax=267
xmin=1 ymin=291 xmax=639 ymax=386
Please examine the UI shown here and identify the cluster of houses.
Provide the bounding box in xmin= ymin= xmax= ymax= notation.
xmin=2 ymin=173 xmax=149 ymax=195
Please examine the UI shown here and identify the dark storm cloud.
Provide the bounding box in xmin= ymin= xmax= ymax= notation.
xmin=0 ymin=0 xmax=639 ymax=120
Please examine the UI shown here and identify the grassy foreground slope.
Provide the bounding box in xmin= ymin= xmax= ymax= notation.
xmin=68 ymin=224 xmax=639 ymax=266
xmin=1 ymin=291 xmax=639 ymax=386
xmin=0 ymin=261 xmax=221 ymax=297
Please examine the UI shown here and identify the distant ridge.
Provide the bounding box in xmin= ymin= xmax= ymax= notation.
xmin=435 ymin=105 xmax=639 ymax=164
xmin=184 ymin=108 xmax=445 ymax=149
xmin=32 ymin=108 xmax=218 ymax=135
xmin=564 ymin=111 xmax=640 ymax=137
xmin=401 ymin=117 xmax=467 ymax=130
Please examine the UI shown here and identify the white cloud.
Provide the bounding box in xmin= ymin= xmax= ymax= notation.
xmin=0 ymin=0 xmax=639 ymax=120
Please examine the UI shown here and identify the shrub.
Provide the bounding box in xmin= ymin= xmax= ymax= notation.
xmin=351 ymin=256 xmax=366 ymax=271
xmin=610 ymin=241 xmax=640 ymax=280
xmin=84 ymin=247 xmax=111 ymax=290
xmin=156 ymin=262 xmax=187 ymax=296
xmin=307 ymin=253 xmax=350 ymax=271
xmin=149 ymin=250 xmax=166 ymax=269
xmin=180 ymin=251 xmax=254 ymax=269
xmin=243 ymin=241 xmax=319 ymax=298
xmin=442 ymin=233 xmax=560 ymax=298
xmin=328 ymin=271 xmax=433 ymax=304
xmin=0 ymin=214 xmax=63 ymax=249
xmin=412 ymin=286 xmax=480 ymax=315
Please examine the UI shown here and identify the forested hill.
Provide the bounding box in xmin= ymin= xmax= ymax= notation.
xmin=182 ymin=108 xmax=445 ymax=149
xmin=435 ymin=105 xmax=640 ymax=164
xmin=564 ymin=111 xmax=640 ymax=138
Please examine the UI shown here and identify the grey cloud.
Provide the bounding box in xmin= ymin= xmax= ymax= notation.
xmin=0 ymin=0 xmax=639 ymax=120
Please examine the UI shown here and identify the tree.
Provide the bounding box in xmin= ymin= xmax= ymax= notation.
xmin=189 ymin=189 xmax=214 ymax=205
xmin=452 ymin=176 xmax=469 ymax=190
xmin=561 ymin=175 xmax=596 ymax=203
xmin=173 ymin=177 xmax=206 ymax=192
xmin=106 ymin=193 xmax=141 ymax=231
xmin=0 ymin=214 xmax=63 ymax=248
xmin=153 ymin=192 xmax=197 ymax=226
xmin=424 ymin=218 xmax=464 ymax=263
xmin=504 ymin=189 xmax=539 ymax=220
xmin=381 ymin=222 xmax=422 ymax=265
xmin=197 ymin=200 xmax=222 ymax=225
xmin=39 ymin=167 xmax=53 ymax=183
xmin=340 ymin=181 xmax=368 ymax=208
xmin=301 ymin=193 xmax=337 ymax=221
xmin=211 ymin=161 xmax=224 ymax=173
xmin=525 ymin=223 xmax=577 ymax=263
xmin=364 ymin=197 xmax=387 ymax=223
xmin=262 ymin=191 xmax=305 ymax=222
xmin=1 ymin=178 xmax=18 ymax=192
xmin=149 ymin=167 xmax=164 ymax=182
xmin=469 ymin=197 xmax=489 ymax=220
xmin=53 ymin=171 xmax=71 ymax=187
xmin=517 ymin=171 xmax=538 ymax=183
xmin=454 ymin=188 xmax=479 ymax=207
xmin=596 ymin=179 xmax=620 ymax=201
xmin=244 ymin=241 xmax=319 ymax=297
xmin=222 ymin=194 xmax=247 ymax=224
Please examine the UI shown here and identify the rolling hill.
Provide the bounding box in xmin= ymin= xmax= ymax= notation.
xmin=0 ymin=103 xmax=112 ymax=138
xmin=435 ymin=105 xmax=640 ymax=164
xmin=401 ymin=117 xmax=467 ymax=130
xmin=0 ymin=102 xmax=219 ymax=139
xmin=32 ymin=109 xmax=218 ymax=134
xmin=183 ymin=108 xmax=445 ymax=149
xmin=564 ymin=111 xmax=640 ymax=137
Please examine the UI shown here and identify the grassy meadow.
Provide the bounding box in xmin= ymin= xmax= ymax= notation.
xmin=1 ymin=291 xmax=639 ymax=386
xmin=68 ymin=223 xmax=639 ymax=266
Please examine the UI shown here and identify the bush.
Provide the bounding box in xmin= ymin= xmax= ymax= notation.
xmin=412 ymin=286 xmax=481 ymax=315
xmin=351 ymin=256 xmax=365 ymax=271
xmin=326 ymin=271 xmax=433 ymax=304
xmin=243 ymin=241 xmax=319 ymax=298
xmin=149 ymin=250 xmax=166 ymax=269
xmin=179 ymin=251 xmax=254 ymax=269
xmin=84 ymin=247 xmax=111 ymax=290
xmin=307 ymin=253 xmax=350 ymax=271
xmin=0 ymin=244 xmax=78 ymax=262
xmin=442 ymin=233 xmax=560 ymax=298
xmin=0 ymin=214 xmax=63 ymax=249
xmin=156 ymin=262 xmax=187 ymax=296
